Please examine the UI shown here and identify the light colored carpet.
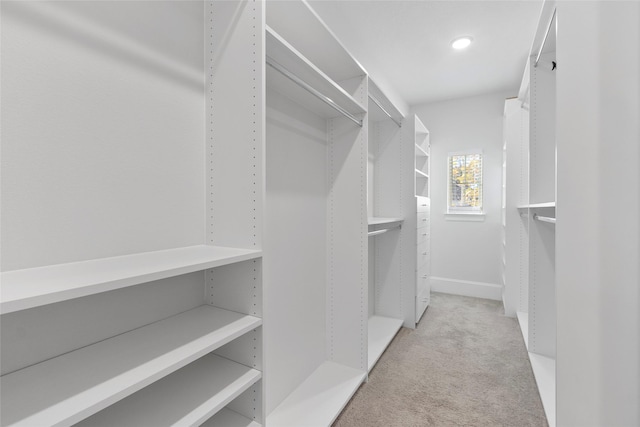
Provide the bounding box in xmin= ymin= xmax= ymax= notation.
xmin=334 ymin=293 xmax=547 ymax=427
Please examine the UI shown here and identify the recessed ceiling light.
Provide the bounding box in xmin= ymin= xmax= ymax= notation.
xmin=451 ymin=36 xmax=473 ymax=50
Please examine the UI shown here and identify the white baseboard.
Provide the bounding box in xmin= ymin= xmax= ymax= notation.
xmin=430 ymin=276 xmax=502 ymax=301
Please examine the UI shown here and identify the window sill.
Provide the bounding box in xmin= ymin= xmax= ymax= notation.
xmin=445 ymin=212 xmax=485 ymax=222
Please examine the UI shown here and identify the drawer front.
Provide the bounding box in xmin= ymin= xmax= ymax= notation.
xmin=417 ymin=211 xmax=429 ymax=229
xmin=417 ymin=228 xmax=429 ymax=245
xmin=417 ymin=199 xmax=430 ymax=213
xmin=417 ymin=268 xmax=429 ymax=294
xmin=417 ymin=241 xmax=429 ymax=269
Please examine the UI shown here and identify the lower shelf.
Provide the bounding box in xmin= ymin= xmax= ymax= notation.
xmin=517 ymin=312 xmax=554 ymax=426
xmin=266 ymin=361 xmax=366 ymax=427
xmin=77 ymin=354 xmax=261 ymax=426
xmin=529 ymin=353 xmax=556 ymax=427
xmin=0 ymin=305 xmax=261 ymax=426
xmin=368 ymin=315 xmax=403 ymax=371
xmin=202 ymin=408 xmax=262 ymax=427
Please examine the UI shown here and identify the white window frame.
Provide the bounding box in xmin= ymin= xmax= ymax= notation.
xmin=447 ymin=150 xmax=484 ymax=216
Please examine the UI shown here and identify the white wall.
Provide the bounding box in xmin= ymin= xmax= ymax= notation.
xmin=412 ymin=90 xmax=514 ymax=300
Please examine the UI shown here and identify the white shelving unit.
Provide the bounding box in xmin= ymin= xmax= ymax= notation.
xmin=366 ymin=79 xmax=405 ymax=371
xmin=506 ymin=3 xmax=557 ymax=426
xmin=1 ymin=1 xmax=265 ymax=425
xmin=402 ymin=115 xmax=432 ymax=326
xmin=414 ymin=123 xmax=431 ymax=199
xmin=264 ymin=1 xmax=368 ymax=424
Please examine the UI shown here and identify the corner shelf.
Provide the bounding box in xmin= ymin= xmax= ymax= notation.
xmin=368 ymin=315 xmax=403 ymax=371
xmin=415 ymin=144 xmax=429 ymax=157
xmin=0 ymin=245 xmax=262 ymax=315
xmin=0 ymin=305 xmax=262 ymax=427
xmin=266 ymin=26 xmax=366 ymax=121
xmin=266 ymin=361 xmax=366 ymax=427
xmin=415 ymin=169 xmax=429 ymax=179
xmin=76 ymin=354 xmax=261 ymax=426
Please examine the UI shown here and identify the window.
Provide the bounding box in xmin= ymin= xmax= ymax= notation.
xmin=448 ymin=151 xmax=483 ymax=212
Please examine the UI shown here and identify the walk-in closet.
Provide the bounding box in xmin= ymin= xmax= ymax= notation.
xmin=1 ymin=1 xmax=638 ymax=426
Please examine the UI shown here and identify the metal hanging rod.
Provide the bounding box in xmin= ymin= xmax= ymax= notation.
xmin=266 ymin=57 xmax=363 ymax=127
xmin=534 ymin=8 xmax=556 ymax=68
xmin=534 ymin=214 xmax=556 ymax=224
xmin=368 ymin=94 xmax=402 ymax=127
xmin=367 ymin=223 xmax=401 ymax=237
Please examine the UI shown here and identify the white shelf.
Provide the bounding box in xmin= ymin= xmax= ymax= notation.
xmin=266 ymin=27 xmax=366 ymax=121
xmin=368 ymin=217 xmax=404 ymax=227
xmin=415 ymin=169 xmax=429 ymax=179
xmin=415 ymin=144 xmax=429 ymax=157
xmin=529 ymin=353 xmax=556 ymax=427
xmin=0 ymin=245 xmax=262 ymax=314
xmin=266 ymin=361 xmax=366 ymax=427
xmin=517 ymin=202 xmax=556 ymax=209
xmin=266 ymin=0 xmax=364 ymax=82
xmin=202 ymin=408 xmax=262 ymax=427
xmin=77 ymin=354 xmax=261 ymax=426
xmin=368 ymin=315 xmax=403 ymax=371
xmin=0 ymin=305 xmax=262 ymax=427
xmin=517 ymin=311 xmax=529 ymax=350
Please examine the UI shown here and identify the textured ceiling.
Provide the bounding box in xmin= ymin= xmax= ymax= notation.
xmin=308 ymin=0 xmax=543 ymax=106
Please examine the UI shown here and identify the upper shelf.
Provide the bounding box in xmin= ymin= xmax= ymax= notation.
xmin=0 ymin=305 xmax=262 ymax=427
xmin=368 ymin=217 xmax=404 ymax=228
xmin=266 ymin=27 xmax=366 ymax=122
xmin=266 ymin=0 xmax=365 ymax=82
xmin=0 ymin=245 xmax=262 ymax=314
